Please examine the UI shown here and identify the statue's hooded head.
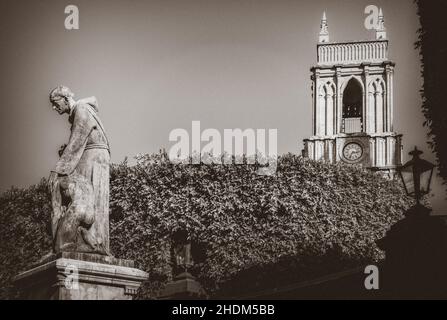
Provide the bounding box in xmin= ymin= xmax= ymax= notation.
xmin=49 ymin=85 xmax=75 ymax=115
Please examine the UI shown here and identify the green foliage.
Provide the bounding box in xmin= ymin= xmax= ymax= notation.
xmin=0 ymin=153 xmax=411 ymax=299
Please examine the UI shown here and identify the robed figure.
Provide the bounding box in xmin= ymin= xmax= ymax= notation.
xmin=49 ymin=86 xmax=110 ymax=255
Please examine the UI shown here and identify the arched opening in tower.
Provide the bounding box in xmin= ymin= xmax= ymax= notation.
xmin=342 ymin=79 xmax=363 ymax=133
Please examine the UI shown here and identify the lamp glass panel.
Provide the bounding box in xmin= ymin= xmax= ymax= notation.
xmin=419 ymin=169 xmax=433 ymax=195
xmin=400 ymin=170 xmax=415 ymax=195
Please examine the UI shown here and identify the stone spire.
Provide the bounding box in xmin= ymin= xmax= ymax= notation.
xmin=376 ymin=8 xmax=387 ymax=40
xmin=319 ymin=11 xmax=329 ymax=43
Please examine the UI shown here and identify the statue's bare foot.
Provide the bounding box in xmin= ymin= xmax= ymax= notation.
xmin=59 ymin=242 xmax=77 ymax=252
xmin=34 ymin=251 xmax=56 ymax=266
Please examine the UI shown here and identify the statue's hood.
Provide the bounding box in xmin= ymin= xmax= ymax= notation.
xmin=77 ymin=96 xmax=99 ymax=112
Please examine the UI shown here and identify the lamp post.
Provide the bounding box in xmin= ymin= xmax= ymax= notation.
xmin=398 ymin=147 xmax=435 ymax=206
xmin=159 ymin=230 xmax=206 ymax=299
xmin=378 ymin=148 xmax=443 ymax=298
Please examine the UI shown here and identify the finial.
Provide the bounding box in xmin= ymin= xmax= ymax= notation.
xmin=409 ymin=146 xmax=423 ymax=158
xmin=376 ymin=8 xmax=387 ymax=40
xmin=319 ymin=11 xmax=329 ymax=43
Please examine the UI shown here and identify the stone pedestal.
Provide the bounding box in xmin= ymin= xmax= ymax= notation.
xmin=14 ymin=252 xmax=148 ymax=300
xmin=159 ymin=272 xmax=206 ymax=300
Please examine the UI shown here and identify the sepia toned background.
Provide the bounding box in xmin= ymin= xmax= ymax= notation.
xmin=0 ymin=0 xmax=445 ymax=211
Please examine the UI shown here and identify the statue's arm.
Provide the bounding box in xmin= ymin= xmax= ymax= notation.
xmin=53 ymin=105 xmax=95 ymax=175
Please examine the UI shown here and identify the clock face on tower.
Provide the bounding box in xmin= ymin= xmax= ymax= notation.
xmin=343 ymin=142 xmax=363 ymax=162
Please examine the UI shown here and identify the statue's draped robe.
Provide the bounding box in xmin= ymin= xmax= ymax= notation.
xmin=52 ymin=97 xmax=110 ymax=255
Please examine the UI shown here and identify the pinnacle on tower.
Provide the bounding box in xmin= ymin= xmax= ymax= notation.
xmin=319 ymin=11 xmax=329 ymax=43
xmin=376 ymin=8 xmax=387 ymax=40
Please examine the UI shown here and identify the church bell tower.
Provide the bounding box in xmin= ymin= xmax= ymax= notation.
xmin=303 ymin=11 xmax=403 ymax=178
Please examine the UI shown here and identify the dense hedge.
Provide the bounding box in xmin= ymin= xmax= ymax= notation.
xmin=0 ymin=153 xmax=411 ymax=299
xmin=416 ymin=0 xmax=447 ymax=187
xmin=0 ymin=181 xmax=52 ymax=299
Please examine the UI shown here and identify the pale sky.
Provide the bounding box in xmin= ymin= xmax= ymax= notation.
xmin=1 ymin=0 xmax=445 ymax=212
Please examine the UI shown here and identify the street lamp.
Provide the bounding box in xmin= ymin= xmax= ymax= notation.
xmin=174 ymin=242 xmax=193 ymax=273
xmin=171 ymin=229 xmax=194 ymax=275
xmin=398 ymin=147 xmax=435 ymax=205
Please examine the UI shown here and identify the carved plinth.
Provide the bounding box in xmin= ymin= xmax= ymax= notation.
xmin=14 ymin=252 xmax=148 ymax=300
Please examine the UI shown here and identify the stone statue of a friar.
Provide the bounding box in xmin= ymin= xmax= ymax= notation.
xmin=48 ymin=86 xmax=111 ymax=255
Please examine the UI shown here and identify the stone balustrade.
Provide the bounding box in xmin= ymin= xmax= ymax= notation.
xmin=317 ymin=40 xmax=388 ymax=65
